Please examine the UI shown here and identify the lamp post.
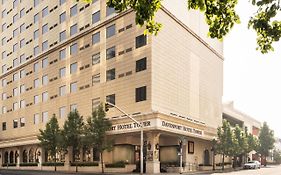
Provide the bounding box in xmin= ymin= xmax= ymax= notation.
xmin=105 ymin=102 xmax=144 ymax=174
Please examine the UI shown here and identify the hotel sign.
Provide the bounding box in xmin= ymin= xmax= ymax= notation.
xmin=109 ymin=119 xmax=203 ymax=136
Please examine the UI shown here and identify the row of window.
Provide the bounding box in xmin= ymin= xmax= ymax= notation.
xmin=1 ymin=34 xmax=147 ymax=89
xmin=1 ymin=85 xmax=147 ymax=131
xmin=1 ymin=0 xmax=114 ymax=72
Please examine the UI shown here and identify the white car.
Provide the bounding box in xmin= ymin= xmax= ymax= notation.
xmin=243 ymin=161 xmax=261 ymax=169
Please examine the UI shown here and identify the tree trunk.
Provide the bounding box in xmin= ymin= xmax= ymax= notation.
xmin=54 ymin=155 xmax=57 ymax=172
xmin=101 ymin=152 xmax=104 ymax=173
xmin=222 ymin=154 xmax=225 ymax=171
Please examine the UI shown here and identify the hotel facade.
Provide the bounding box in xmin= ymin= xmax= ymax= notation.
xmin=0 ymin=0 xmax=223 ymax=173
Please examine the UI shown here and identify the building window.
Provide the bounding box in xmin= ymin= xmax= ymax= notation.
xmin=92 ymin=32 xmax=100 ymax=44
xmin=60 ymin=11 xmax=66 ymax=23
xmin=13 ymin=119 xmax=18 ymax=128
xmin=34 ymin=62 xmax=39 ymax=72
xmin=13 ymin=88 xmax=18 ymax=96
xmin=42 ymin=24 xmax=48 ymax=34
xmin=59 ymin=106 xmax=66 ymax=118
xmin=59 ymin=0 xmax=66 ymax=5
xmin=42 ymin=75 xmax=48 ymax=85
xmin=13 ymin=102 xmax=18 ymax=111
xmin=70 ymin=62 xmax=77 ymax=74
xmin=70 ymin=4 xmax=77 ymax=17
xmin=2 ymin=51 xmax=6 ymax=60
xmin=20 ymin=84 xmax=25 ymax=93
xmin=2 ymin=79 xmax=7 ymax=87
xmin=59 ymin=85 xmax=66 ymax=96
xmin=2 ymin=122 xmax=6 ymax=131
xmin=42 ymin=58 xmax=48 ymax=68
xmin=42 ymin=6 xmax=48 ymax=18
xmin=2 ymin=93 xmax=6 ymax=100
xmin=20 ymin=100 xmax=25 ymax=108
xmin=20 ymin=8 xmax=25 ymax=18
xmin=106 ymin=46 xmax=116 ymax=60
xmin=34 ymin=29 xmax=39 ymax=40
xmin=2 ymin=9 xmax=6 ymax=18
xmin=13 ymin=13 xmax=19 ymax=23
xmin=20 ymin=39 xmax=25 ymax=48
xmin=20 ymin=23 xmax=25 ymax=33
xmin=106 ymin=24 xmax=115 ymax=38
xmin=59 ymin=67 xmax=66 ymax=77
xmin=70 ymin=82 xmax=77 ymax=93
xmin=42 ymin=40 xmax=48 ymax=52
xmin=42 ymin=111 xmax=48 ymax=123
xmin=13 ymin=43 xmax=18 ymax=52
xmin=59 ymin=49 xmax=66 ymax=60
xmin=59 ymin=30 xmax=66 ymax=42
xmin=136 ymin=34 xmax=147 ymax=48
xmin=92 ymin=11 xmax=100 ymax=24
xmin=2 ymin=106 xmax=6 ymax=114
xmin=136 ymin=86 xmax=147 ymax=102
xmin=92 ymin=73 xmax=100 ymax=85
xmin=70 ymin=43 xmax=78 ymax=55
xmin=20 ymin=69 xmax=25 ymax=78
xmin=2 ymin=23 xmax=7 ymax=32
xmin=13 ymin=58 xmax=19 ymax=67
xmin=70 ymin=24 xmax=78 ymax=36
xmin=92 ymin=53 xmax=100 ymax=65
xmin=136 ymin=57 xmax=147 ymax=72
xmin=70 ymin=104 xmax=77 ymax=111
xmin=92 ymin=97 xmax=100 ymax=110
xmin=34 ymin=46 xmax=40 ymax=56
xmin=13 ymin=28 xmax=19 ymax=37
xmin=34 ymin=13 xmax=39 ymax=23
xmin=13 ymin=0 xmax=19 ymax=8
xmin=20 ymin=118 xmax=25 ymax=127
xmin=106 ymin=68 xmax=115 ymax=81
xmin=34 ymin=0 xmax=39 ymax=7
xmin=13 ymin=72 xmax=18 ymax=81
xmin=2 ymin=64 xmax=7 ymax=74
xmin=34 ymin=78 xmax=40 ymax=88
xmin=106 ymin=94 xmax=115 ymax=105
xmin=42 ymin=92 xmax=48 ymax=102
xmin=34 ymin=114 xmax=39 ymax=124
xmin=106 ymin=6 xmax=115 ymax=16
xmin=34 ymin=95 xmax=39 ymax=104
xmin=20 ymin=54 xmax=26 ymax=63
xmin=2 ymin=37 xmax=6 ymax=46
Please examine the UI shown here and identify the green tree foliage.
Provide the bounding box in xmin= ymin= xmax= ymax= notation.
xmin=258 ymin=122 xmax=275 ymax=166
xmin=231 ymin=125 xmax=247 ymax=167
xmin=38 ymin=114 xmax=62 ymax=171
xmin=61 ymin=110 xmax=84 ymax=162
xmin=82 ymin=0 xmax=281 ymax=53
xmin=215 ymin=120 xmax=234 ymax=170
xmin=84 ymin=104 xmax=113 ymax=173
xmin=273 ymin=149 xmax=281 ymax=164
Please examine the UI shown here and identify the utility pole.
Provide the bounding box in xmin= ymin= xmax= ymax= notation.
xmin=105 ymin=102 xmax=144 ymax=174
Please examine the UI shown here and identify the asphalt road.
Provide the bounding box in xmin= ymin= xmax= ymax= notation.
xmin=0 ymin=166 xmax=281 ymax=175
xmin=212 ymin=165 xmax=281 ymax=175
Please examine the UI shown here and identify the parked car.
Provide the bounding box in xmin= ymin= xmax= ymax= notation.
xmin=243 ymin=161 xmax=261 ymax=169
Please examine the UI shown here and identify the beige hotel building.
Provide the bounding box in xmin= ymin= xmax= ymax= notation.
xmin=0 ymin=0 xmax=223 ymax=173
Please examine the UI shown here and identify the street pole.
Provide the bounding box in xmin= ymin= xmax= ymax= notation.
xmin=179 ymin=140 xmax=183 ymax=174
xmin=105 ymin=102 xmax=143 ymax=174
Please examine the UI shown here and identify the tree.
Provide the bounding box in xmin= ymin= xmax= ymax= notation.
xmin=215 ymin=120 xmax=234 ymax=170
xmin=38 ymin=114 xmax=62 ymax=171
xmin=82 ymin=0 xmax=281 ymax=54
xmin=61 ymin=110 xmax=84 ymax=166
xmin=232 ymin=125 xmax=247 ymax=167
xmin=245 ymin=133 xmax=258 ymax=161
xmin=273 ymin=149 xmax=281 ymax=164
xmin=84 ymin=104 xmax=113 ymax=173
xmin=257 ymin=122 xmax=275 ymax=166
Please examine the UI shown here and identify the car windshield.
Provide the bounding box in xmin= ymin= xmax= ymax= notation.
xmin=248 ymin=161 xmax=255 ymax=163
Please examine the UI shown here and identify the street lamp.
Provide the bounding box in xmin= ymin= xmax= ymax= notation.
xmin=105 ymin=102 xmax=144 ymax=174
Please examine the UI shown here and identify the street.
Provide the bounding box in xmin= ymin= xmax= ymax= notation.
xmin=212 ymin=165 xmax=281 ymax=175
xmin=0 ymin=166 xmax=281 ymax=175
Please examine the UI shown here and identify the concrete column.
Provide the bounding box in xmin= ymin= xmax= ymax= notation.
xmin=65 ymin=147 xmax=73 ymax=166
xmin=0 ymin=149 xmax=3 ymax=166
xmin=145 ymin=132 xmax=161 ymax=174
xmin=90 ymin=147 xmax=94 ymax=162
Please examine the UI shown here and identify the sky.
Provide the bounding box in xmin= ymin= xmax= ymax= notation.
xmin=223 ymin=0 xmax=281 ymax=138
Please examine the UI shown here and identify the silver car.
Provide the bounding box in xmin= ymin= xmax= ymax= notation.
xmin=243 ymin=161 xmax=261 ymax=169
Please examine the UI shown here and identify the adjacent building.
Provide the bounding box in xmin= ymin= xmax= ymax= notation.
xmin=223 ymin=101 xmax=261 ymax=163
xmin=0 ymin=0 xmax=223 ymax=173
